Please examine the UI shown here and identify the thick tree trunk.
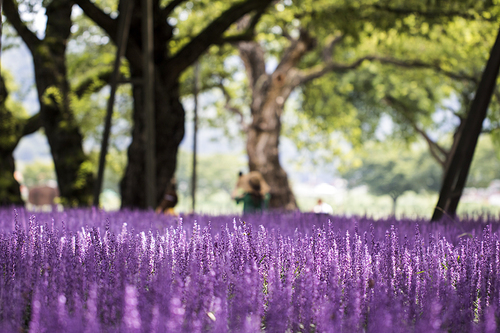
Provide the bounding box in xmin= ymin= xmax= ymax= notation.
xmin=0 ymin=106 xmax=23 ymax=205
xmin=120 ymin=72 xmax=184 ymax=208
xmin=34 ymin=1 xmax=93 ymax=206
xmin=4 ymin=0 xmax=94 ymax=206
xmin=238 ymin=31 xmax=315 ymax=211
xmin=246 ymin=75 xmax=298 ymax=210
xmin=0 ymin=154 xmax=22 ymax=206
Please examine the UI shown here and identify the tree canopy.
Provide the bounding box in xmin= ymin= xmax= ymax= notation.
xmin=196 ymin=0 xmax=500 ymax=210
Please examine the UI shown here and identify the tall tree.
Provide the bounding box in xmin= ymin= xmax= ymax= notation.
xmin=3 ymin=0 xmax=95 ymax=206
xmin=73 ymin=0 xmax=275 ymax=209
xmin=217 ymin=0 xmax=495 ymax=210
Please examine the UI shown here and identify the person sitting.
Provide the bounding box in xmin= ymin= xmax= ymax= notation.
xmin=313 ymin=198 xmax=333 ymax=214
xmin=232 ymin=171 xmax=270 ymax=214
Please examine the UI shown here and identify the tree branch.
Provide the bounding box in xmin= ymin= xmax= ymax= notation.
xmin=3 ymin=0 xmax=41 ymax=53
xmin=74 ymin=0 xmax=144 ymax=69
xmin=275 ymin=29 xmax=315 ymax=74
xmin=73 ymin=0 xmax=118 ymax=40
xmin=299 ymin=55 xmax=479 ymax=85
xmin=373 ymin=57 xmax=478 ymax=82
xmin=73 ymin=69 xmax=129 ymax=98
xmin=22 ymin=113 xmax=42 ymax=137
xmin=211 ymin=5 xmax=268 ymax=46
xmin=168 ymin=0 xmax=273 ymax=79
xmin=215 ymin=32 xmax=255 ymax=45
xmin=217 ymin=8 xmax=267 ymax=45
xmin=299 ymin=4 xmax=489 ymax=23
xmin=298 ymin=56 xmax=367 ymax=84
xmin=238 ymin=41 xmax=266 ymax=92
xmin=385 ymin=95 xmax=449 ymax=168
xmin=322 ymin=33 xmax=344 ymax=63
xmin=411 ymin=124 xmax=447 ymax=167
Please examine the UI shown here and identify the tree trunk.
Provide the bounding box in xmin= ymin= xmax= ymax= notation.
xmin=246 ymin=75 xmax=298 ymax=210
xmin=119 ymin=0 xmax=274 ymax=209
xmin=120 ymin=71 xmax=184 ymax=208
xmin=0 ymin=154 xmax=22 ymax=206
xmin=4 ymin=0 xmax=94 ymax=206
xmin=238 ymin=31 xmax=315 ymax=211
xmin=431 ymin=27 xmax=500 ymax=221
xmin=35 ymin=1 xmax=94 ymax=206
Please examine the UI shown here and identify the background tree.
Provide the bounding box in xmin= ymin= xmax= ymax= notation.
xmin=212 ymin=0 xmax=497 ymax=210
xmin=3 ymin=0 xmax=94 ymax=206
xmin=319 ymin=17 xmax=499 ymax=173
xmin=2 ymin=0 xmax=132 ymax=206
xmin=73 ymin=0 xmax=275 ymax=209
xmin=3 ymin=0 xmax=499 ymax=214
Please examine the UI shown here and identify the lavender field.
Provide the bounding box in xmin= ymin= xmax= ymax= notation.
xmin=0 ymin=208 xmax=500 ymax=332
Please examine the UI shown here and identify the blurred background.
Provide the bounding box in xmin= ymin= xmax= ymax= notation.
xmin=3 ymin=0 xmax=500 ymax=219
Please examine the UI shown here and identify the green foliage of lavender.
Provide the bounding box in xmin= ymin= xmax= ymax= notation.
xmin=0 ymin=208 xmax=499 ymax=332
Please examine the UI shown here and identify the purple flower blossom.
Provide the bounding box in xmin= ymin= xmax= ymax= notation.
xmin=0 ymin=207 xmax=499 ymax=332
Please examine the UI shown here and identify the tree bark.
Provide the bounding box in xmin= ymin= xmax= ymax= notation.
xmin=4 ymin=0 xmax=94 ymax=206
xmin=431 ymin=27 xmax=500 ymax=221
xmin=244 ymin=65 xmax=299 ymax=210
xmin=237 ymin=31 xmax=315 ymax=210
xmin=120 ymin=71 xmax=184 ymax=208
xmin=246 ymin=101 xmax=298 ymax=210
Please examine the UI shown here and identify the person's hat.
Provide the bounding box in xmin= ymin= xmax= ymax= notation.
xmin=237 ymin=171 xmax=270 ymax=195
